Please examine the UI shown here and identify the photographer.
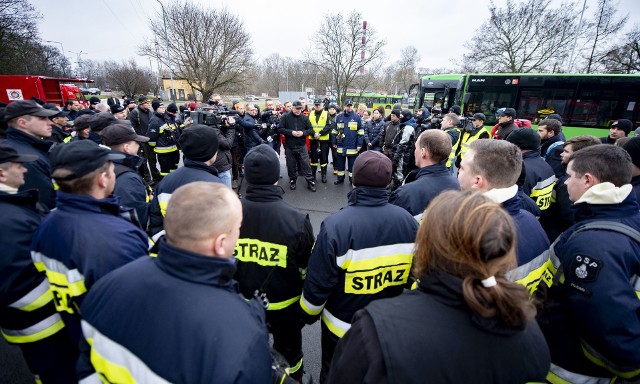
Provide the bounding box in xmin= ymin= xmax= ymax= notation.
xmin=260 ymin=99 xmax=281 ymax=153
xmin=454 ymin=113 xmax=490 ymax=169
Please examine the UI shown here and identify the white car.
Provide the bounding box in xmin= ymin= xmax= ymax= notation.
xmin=245 ymin=94 xmax=259 ymax=100
xmin=87 ymin=87 xmax=101 ymax=95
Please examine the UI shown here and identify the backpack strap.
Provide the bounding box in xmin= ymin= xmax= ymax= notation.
xmin=544 ymin=141 xmax=564 ymax=158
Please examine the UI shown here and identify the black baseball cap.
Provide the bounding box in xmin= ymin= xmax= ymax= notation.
xmin=0 ymin=144 xmax=38 ymax=163
xmin=50 ymin=140 xmax=124 ymax=180
xmin=89 ymin=96 xmax=101 ymax=105
xmin=472 ymin=113 xmax=486 ymax=121
xmin=314 ymin=99 xmax=322 ymax=105
xmin=42 ymin=103 xmax=69 ymax=118
xmin=4 ymin=100 xmax=59 ymax=122
xmin=101 ymin=123 xmax=150 ymax=146
xmin=345 ymin=99 xmax=353 ymax=106
xmin=111 ymin=105 xmax=126 ymax=114
xmin=292 ymin=101 xmax=304 ymax=109
xmin=496 ymin=108 xmax=517 ymax=118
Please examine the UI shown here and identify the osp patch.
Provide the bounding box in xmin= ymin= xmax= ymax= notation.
xmin=569 ymin=255 xmax=602 ymax=283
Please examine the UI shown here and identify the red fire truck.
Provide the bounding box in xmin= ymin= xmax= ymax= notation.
xmin=0 ymin=75 xmax=93 ymax=108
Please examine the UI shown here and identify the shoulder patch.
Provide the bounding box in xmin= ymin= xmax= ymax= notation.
xmin=569 ymin=255 xmax=602 ymax=283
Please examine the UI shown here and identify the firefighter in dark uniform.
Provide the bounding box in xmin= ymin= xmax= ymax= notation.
xmin=301 ymin=151 xmax=419 ymax=383
xmin=332 ymin=100 xmax=363 ymax=185
xmin=308 ymin=100 xmax=332 ymax=183
xmin=233 ymin=144 xmax=315 ymax=381
xmin=0 ymin=145 xmax=79 ymax=383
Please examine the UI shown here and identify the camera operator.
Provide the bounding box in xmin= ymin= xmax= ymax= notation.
xmin=260 ymin=99 xmax=281 ymax=154
xmin=239 ymin=103 xmax=266 ymax=155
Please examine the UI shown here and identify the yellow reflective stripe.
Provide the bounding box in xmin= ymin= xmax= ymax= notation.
xmin=446 ymin=128 xmax=461 ymax=168
xmin=158 ymin=193 xmax=172 ymax=217
xmin=154 ymin=145 xmax=178 ymax=153
xmin=289 ymin=357 xmax=303 ymax=374
xmin=34 ymin=376 xmax=42 ymax=384
xmin=82 ymin=321 xmax=170 ymax=383
xmin=267 ymin=295 xmax=301 ymax=311
xmin=347 ymin=122 xmax=358 ymax=130
xmin=8 ymin=279 xmax=53 ymax=312
xmin=234 ymin=239 xmax=288 ymax=268
xmin=413 ymin=212 xmax=424 ymax=222
xmin=345 ymin=264 xmax=411 ymax=294
xmin=357 ymin=129 xmax=364 ymax=135
xmin=506 ymin=251 xmax=559 ymax=296
xmin=345 ymin=149 xmax=358 ymax=155
xmin=300 ymin=294 xmax=324 ymax=316
xmin=1 ymin=313 xmax=65 ymax=344
xmin=148 ymin=142 xmax=156 ymax=146
xmin=321 ymin=309 xmax=350 ymax=338
xmin=336 ymin=243 xmax=415 ymax=270
xmin=531 ymin=175 xmax=556 ymax=210
xmin=31 ymin=252 xmax=87 ymax=297
xmin=547 ymin=363 xmax=613 ymax=384
xmin=581 ymin=341 xmax=640 ymax=380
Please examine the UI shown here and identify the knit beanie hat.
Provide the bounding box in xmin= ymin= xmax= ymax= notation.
xmin=622 ymin=137 xmax=640 ymax=168
xmin=179 ymin=125 xmax=219 ymax=162
xmin=152 ymin=100 xmax=164 ymax=111
xmin=390 ymin=110 xmax=401 ymax=118
xmin=244 ymin=144 xmax=280 ymax=185
xmin=611 ymin=119 xmax=633 ymax=136
xmin=352 ymin=151 xmax=392 ymax=188
xmin=166 ymin=103 xmax=178 ymax=114
xmin=506 ymin=128 xmax=541 ymax=150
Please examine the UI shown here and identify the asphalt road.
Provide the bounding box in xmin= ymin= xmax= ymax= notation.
xmin=0 ymin=151 xmax=350 ymax=383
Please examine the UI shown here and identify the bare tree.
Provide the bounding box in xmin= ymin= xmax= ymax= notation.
xmin=580 ymin=0 xmax=627 ymax=73
xmin=461 ymin=0 xmax=579 ymax=73
xmin=393 ymin=46 xmax=420 ymax=94
xmin=139 ymin=1 xmax=253 ymax=101
xmin=261 ymin=53 xmax=287 ymax=96
xmin=305 ymin=11 xmax=385 ymax=105
xmin=104 ymin=59 xmax=153 ymax=98
xmin=602 ymin=26 xmax=640 ymax=73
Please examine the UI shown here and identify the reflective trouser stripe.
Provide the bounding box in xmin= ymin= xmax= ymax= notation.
xmin=581 ymin=340 xmax=640 ymax=379
xmin=547 ymin=363 xmax=613 ymax=384
xmin=153 ymin=145 xmax=177 ymax=153
xmin=345 ymin=149 xmax=358 ymax=155
xmin=8 ymin=279 xmax=53 ymax=312
xmin=321 ymin=309 xmax=350 ymax=338
xmin=82 ymin=321 xmax=170 ymax=383
xmin=300 ymin=294 xmax=324 ymax=316
xmin=267 ymin=295 xmax=301 ymax=311
xmin=158 ymin=193 xmax=172 ymax=217
xmin=289 ymin=357 xmax=303 ymax=374
xmin=1 ymin=313 xmax=65 ymax=344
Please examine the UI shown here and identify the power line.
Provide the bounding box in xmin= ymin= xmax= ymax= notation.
xmin=101 ymin=0 xmax=134 ymax=35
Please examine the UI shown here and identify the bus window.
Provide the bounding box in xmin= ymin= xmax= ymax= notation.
xmin=465 ymin=86 xmax=517 ymax=125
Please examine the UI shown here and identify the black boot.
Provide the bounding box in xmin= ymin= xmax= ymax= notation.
xmin=312 ymin=169 xmax=317 ymax=181
xmin=321 ymin=171 xmax=327 ymax=183
xmin=308 ymin=181 xmax=316 ymax=192
xmin=290 ymin=180 xmax=296 ymax=190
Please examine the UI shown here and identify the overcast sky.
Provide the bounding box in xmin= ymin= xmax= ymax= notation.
xmin=34 ymin=0 xmax=639 ymax=72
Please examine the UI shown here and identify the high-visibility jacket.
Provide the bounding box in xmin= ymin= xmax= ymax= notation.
xmin=454 ymin=126 xmax=491 ymax=168
xmin=147 ymin=112 xmax=181 ymax=154
xmin=234 ymin=185 xmax=314 ymax=312
xmin=537 ymin=192 xmax=640 ymax=384
xmin=0 ymin=190 xmax=65 ymax=345
xmin=444 ymin=127 xmax=461 ymax=168
xmin=332 ymin=111 xmax=364 ymax=156
xmin=301 ymin=187 xmax=419 ymax=338
xmin=30 ymin=191 xmax=148 ymax=343
xmin=309 ymin=110 xmax=331 ymax=141
xmin=79 ymin=238 xmax=272 ymax=383
xmin=522 ymin=151 xmax=556 ymax=211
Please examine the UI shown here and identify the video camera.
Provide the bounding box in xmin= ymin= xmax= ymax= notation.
xmin=190 ymin=104 xmax=238 ymax=128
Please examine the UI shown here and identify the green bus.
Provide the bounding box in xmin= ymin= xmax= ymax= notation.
xmin=408 ymin=73 xmax=640 ymax=136
xmin=344 ymin=92 xmax=404 ymax=110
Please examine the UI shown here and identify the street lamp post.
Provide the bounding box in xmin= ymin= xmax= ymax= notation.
xmin=45 ymin=40 xmax=67 ymax=77
xmin=155 ymin=0 xmax=176 ymax=102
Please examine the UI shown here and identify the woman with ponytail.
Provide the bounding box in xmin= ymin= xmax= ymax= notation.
xmin=328 ymin=190 xmax=550 ymax=384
